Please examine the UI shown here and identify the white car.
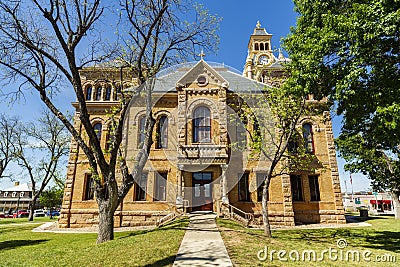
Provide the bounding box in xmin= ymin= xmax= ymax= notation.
xmin=33 ymin=209 xmax=46 ymax=217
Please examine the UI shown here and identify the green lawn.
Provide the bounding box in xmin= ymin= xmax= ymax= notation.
xmin=0 ymin=217 xmax=54 ymax=225
xmin=0 ymin=217 xmax=188 ymax=267
xmin=218 ymin=216 xmax=400 ymax=267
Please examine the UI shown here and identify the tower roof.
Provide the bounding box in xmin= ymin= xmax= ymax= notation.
xmin=252 ymin=21 xmax=270 ymax=36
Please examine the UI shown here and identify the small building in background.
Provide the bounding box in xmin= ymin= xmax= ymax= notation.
xmin=0 ymin=182 xmax=32 ymax=213
xmin=342 ymin=191 xmax=393 ymax=212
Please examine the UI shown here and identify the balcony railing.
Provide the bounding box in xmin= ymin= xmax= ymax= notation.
xmin=178 ymin=144 xmax=228 ymax=159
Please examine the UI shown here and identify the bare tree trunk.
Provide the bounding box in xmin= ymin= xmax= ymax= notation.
xmin=390 ymin=191 xmax=400 ymax=220
xmin=262 ymin=177 xmax=271 ymax=237
xmin=97 ymin=201 xmax=116 ymax=244
xmin=28 ymin=197 xmax=37 ymax=221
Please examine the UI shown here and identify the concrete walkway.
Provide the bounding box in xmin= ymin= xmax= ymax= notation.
xmin=173 ymin=212 xmax=233 ymax=267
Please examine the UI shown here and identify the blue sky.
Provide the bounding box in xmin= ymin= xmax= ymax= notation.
xmin=0 ymin=0 xmax=370 ymax=192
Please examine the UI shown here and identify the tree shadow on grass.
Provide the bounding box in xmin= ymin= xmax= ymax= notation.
xmin=0 ymin=239 xmax=48 ymax=251
xmin=347 ymin=230 xmax=400 ymax=253
xmin=143 ymin=255 xmax=176 ymax=267
xmin=118 ymin=217 xmax=189 ymax=239
xmin=347 ymin=215 xmax=388 ymax=222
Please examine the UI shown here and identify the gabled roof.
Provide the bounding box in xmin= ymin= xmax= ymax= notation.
xmin=150 ymin=61 xmax=268 ymax=93
xmin=176 ymin=60 xmax=229 ymax=88
xmin=3 ymin=183 xmax=32 ymax=192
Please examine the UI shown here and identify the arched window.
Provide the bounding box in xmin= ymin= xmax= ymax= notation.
xmin=138 ymin=116 xmax=146 ymax=148
xmin=236 ymin=116 xmax=247 ymax=148
xmin=156 ymin=115 xmax=168 ymax=149
xmin=93 ymin=123 xmax=102 ymax=142
xmin=302 ymin=123 xmax=314 ymax=153
xmin=86 ymin=86 xmax=92 ymax=100
xmin=105 ymin=86 xmax=112 ymax=101
xmin=105 ymin=125 xmax=113 ymax=151
xmin=95 ymin=87 xmax=102 ymax=101
xmin=260 ymin=43 xmax=265 ymax=50
xmin=255 ymin=43 xmax=259 ymax=50
xmin=115 ymin=86 xmax=121 ymax=101
xmin=193 ymin=106 xmax=211 ymax=143
xmin=265 ymin=43 xmax=269 ymax=50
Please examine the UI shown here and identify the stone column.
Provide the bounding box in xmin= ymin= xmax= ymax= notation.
xmin=281 ymin=174 xmax=295 ymax=226
xmin=176 ymin=164 xmax=184 ymax=209
xmin=324 ymin=111 xmax=346 ymax=223
xmin=221 ymin=164 xmax=229 ymax=204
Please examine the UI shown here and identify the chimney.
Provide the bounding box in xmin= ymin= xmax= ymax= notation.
xmin=14 ymin=181 xmax=20 ymax=187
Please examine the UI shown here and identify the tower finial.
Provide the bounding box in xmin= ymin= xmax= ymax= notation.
xmin=256 ymin=21 xmax=261 ymax=29
xmin=278 ymin=48 xmax=285 ymax=60
xmin=199 ymin=49 xmax=205 ymax=60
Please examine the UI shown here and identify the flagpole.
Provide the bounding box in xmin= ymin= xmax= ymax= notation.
xmin=350 ymin=173 xmax=354 ymax=201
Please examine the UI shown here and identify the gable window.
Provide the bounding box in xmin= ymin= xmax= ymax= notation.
xmin=135 ymin=173 xmax=148 ymax=201
xmin=93 ymin=123 xmax=102 ymax=142
xmin=193 ymin=106 xmax=211 ymax=143
xmin=105 ymin=86 xmax=112 ymax=101
xmin=155 ymin=172 xmax=167 ymax=201
xmin=303 ymin=123 xmax=314 ymax=154
xmin=257 ymin=173 xmax=268 ymax=202
xmin=138 ymin=116 xmax=146 ymax=148
xmin=290 ymin=175 xmax=303 ymax=201
xmin=156 ymin=115 xmax=168 ymax=149
xmin=95 ymin=87 xmax=102 ymax=101
xmin=84 ymin=174 xmax=95 ymax=200
xmin=238 ymin=173 xmax=250 ymax=202
xmin=309 ymin=175 xmax=321 ymax=201
xmin=86 ymin=86 xmax=92 ymax=101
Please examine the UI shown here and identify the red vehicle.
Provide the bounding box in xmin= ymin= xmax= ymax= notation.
xmin=13 ymin=210 xmax=29 ymax=218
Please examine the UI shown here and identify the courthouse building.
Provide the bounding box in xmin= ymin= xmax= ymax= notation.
xmin=59 ymin=23 xmax=345 ymax=228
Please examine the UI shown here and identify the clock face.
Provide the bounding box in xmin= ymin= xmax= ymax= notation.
xmin=258 ymin=55 xmax=269 ymax=65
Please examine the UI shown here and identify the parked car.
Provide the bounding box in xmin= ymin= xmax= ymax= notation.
xmin=46 ymin=210 xmax=60 ymax=217
xmin=13 ymin=210 xmax=29 ymax=218
xmin=2 ymin=210 xmax=14 ymax=218
xmin=34 ymin=209 xmax=46 ymax=217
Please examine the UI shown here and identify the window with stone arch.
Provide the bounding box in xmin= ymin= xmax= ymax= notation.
xmin=93 ymin=123 xmax=103 ymax=142
xmin=156 ymin=115 xmax=168 ymax=149
xmin=105 ymin=85 xmax=112 ymax=101
xmin=95 ymin=86 xmax=102 ymax=101
xmin=302 ymin=123 xmax=314 ymax=154
xmin=193 ymin=106 xmax=211 ymax=143
xmin=138 ymin=115 xmax=146 ymax=148
xmin=86 ymin=85 xmax=93 ymax=101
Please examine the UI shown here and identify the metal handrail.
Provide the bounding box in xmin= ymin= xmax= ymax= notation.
xmin=156 ymin=212 xmax=177 ymax=227
xmin=221 ymin=202 xmax=254 ymax=223
xmin=154 ymin=203 xmax=176 ymax=218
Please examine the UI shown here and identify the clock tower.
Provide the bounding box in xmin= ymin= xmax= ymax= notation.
xmin=243 ymin=21 xmax=286 ymax=84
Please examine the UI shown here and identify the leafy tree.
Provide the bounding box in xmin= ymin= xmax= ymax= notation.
xmin=0 ymin=114 xmax=19 ymax=179
xmin=40 ymin=186 xmax=64 ymax=219
xmin=336 ymin=134 xmax=400 ymax=218
xmin=0 ymin=0 xmax=219 ymax=243
xmin=230 ymin=84 xmax=316 ymax=236
xmin=13 ymin=110 xmax=70 ymax=221
xmin=283 ymin=0 xmax=400 ymax=207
